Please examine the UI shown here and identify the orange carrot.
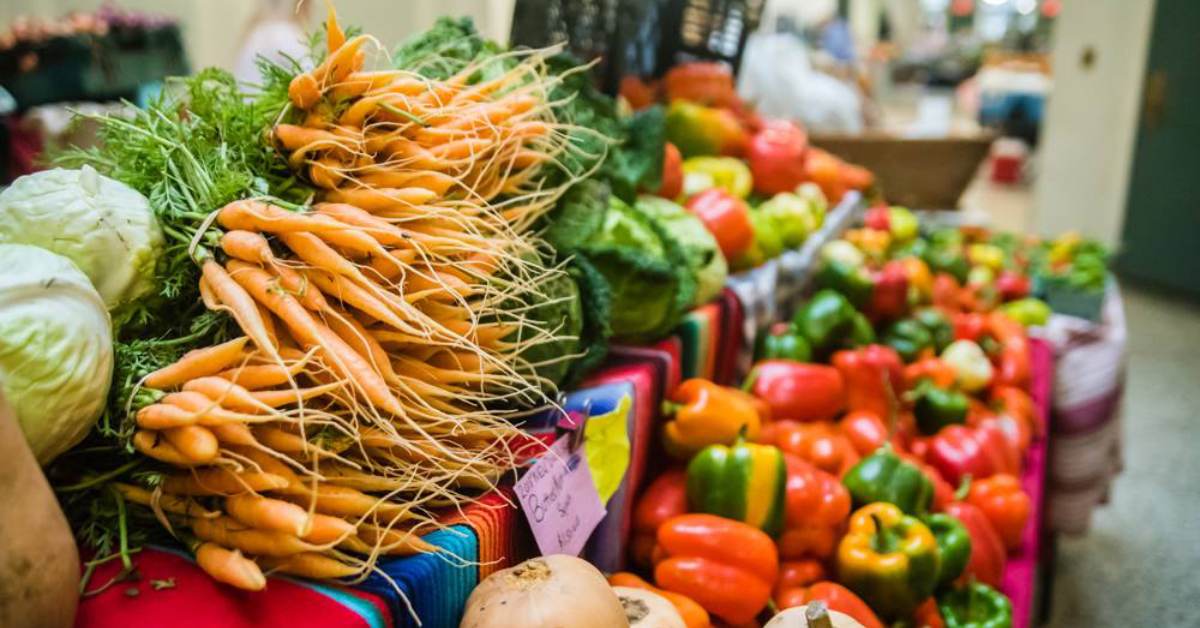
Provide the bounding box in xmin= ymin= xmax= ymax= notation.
xmin=113 ymin=483 xmax=213 ymax=518
xmin=289 ymin=72 xmax=322 ymax=110
xmin=226 ymin=493 xmax=310 ymax=536
xmin=202 ymin=259 xmax=278 ymax=356
xmin=325 ymin=2 xmax=346 ymax=54
xmin=195 ymin=543 xmax=267 ymax=591
xmin=162 ymin=425 xmax=221 ymax=463
xmin=300 ymin=514 xmax=356 ymax=544
xmin=136 ymin=403 xmax=201 ymax=430
xmin=132 ymin=430 xmax=201 ymax=467
xmin=323 ymin=187 xmax=439 ymax=211
xmin=210 ymin=423 xmax=259 ymax=447
xmin=357 ymin=524 xmax=436 ymax=555
xmin=259 ymin=553 xmax=360 ymax=579
xmin=251 ymin=382 xmax=344 ymax=408
xmin=221 ymin=230 xmax=276 ymax=264
xmin=162 ymin=469 xmax=290 ymax=496
xmin=145 ymin=337 xmax=250 ymax=389
xmin=302 ymin=269 xmax=411 ymax=331
xmin=216 ymin=362 xmax=304 ymax=390
xmin=192 ymin=516 xmax=318 ymax=557
xmin=183 ymin=376 xmax=273 ymax=414
xmin=162 ymin=391 xmax=272 ymax=425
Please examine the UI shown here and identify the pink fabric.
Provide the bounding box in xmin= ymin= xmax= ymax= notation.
xmin=1000 ymin=338 xmax=1052 ymax=628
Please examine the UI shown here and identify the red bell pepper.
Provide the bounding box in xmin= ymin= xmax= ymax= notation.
xmin=839 ymin=410 xmax=891 ymax=458
xmin=774 ymin=559 xmax=826 ymax=600
xmin=863 ymin=206 xmax=890 ymax=231
xmin=746 ymin=360 xmax=846 ymax=423
xmin=663 ymin=61 xmax=739 ymax=108
xmin=631 ymin=469 xmax=689 ymax=567
xmin=925 ymin=424 xmax=1018 ymax=486
xmin=748 ymin=120 xmax=808 ymax=195
xmin=943 ymin=500 xmax=1006 ymax=587
xmin=932 ymin=273 xmax=963 ymax=313
xmin=777 ymin=454 xmax=852 ymax=559
xmin=988 ymin=312 xmax=1031 ymax=388
xmin=776 ymin=581 xmax=885 ymax=628
xmin=898 ymin=451 xmax=956 ymax=513
xmin=655 ymin=514 xmax=778 ymax=625
xmin=995 ymin=271 xmax=1031 ymax=300
xmin=763 ymin=420 xmax=859 ymax=477
xmin=913 ymin=597 xmax=946 ymax=628
xmin=868 ymin=261 xmax=910 ymax=321
xmin=655 ymin=142 xmax=684 ymax=199
xmin=966 ymin=473 xmax=1031 ymax=550
xmin=992 ymin=385 xmax=1042 ymax=438
xmin=953 ymin=312 xmax=988 ymax=342
xmin=832 ymin=345 xmax=904 ymax=421
xmin=904 ymin=357 xmax=957 ymax=390
xmin=805 ymin=147 xmax=849 ymax=203
xmin=685 ymin=188 xmax=755 ymax=260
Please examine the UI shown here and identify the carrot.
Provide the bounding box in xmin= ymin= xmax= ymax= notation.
xmin=323 ymin=187 xmax=439 ymax=211
xmin=357 ymin=524 xmax=436 ymax=555
xmin=253 ymin=426 xmax=344 ymax=458
xmin=270 ymin=262 xmax=330 ymax=312
xmin=325 ymin=311 xmax=399 ymax=385
xmin=315 ymin=202 xmax=415 ymax=247
xmin=289 ymin=72 xmax=321 ymax=110
xmin=428 ymin=137 xmax=492 ymax=160
xmin=145 ymin=337 xmax=250 ymax=389
xmin=137 ymin=403 xmax=201 ymax=429
xmin=162 ymin=470 xmax=290 ymax=496
xmin=162 ymin=425 xmax=221 ymax=463
xmin=328 ymin=71 xmax=409 ymax=101
xmin=302 ymin=269 xmax=412 ymax=331
xmin=300 ymin=514 xmax=356 ymax=544
xmin=308 ymin=156 xmax=347 ymax=189
xmin=251 ymin=382 xmax=344 ymax=408
xmin=286 ymin=484 xmax=414 ymax=522
xmin=192 ymin=516 xmax=319 ymax=557
xmin=228 ymin=263 xmax=404 ymax=416
xmin=259 ymin=553 xmax=360 ymax=579
xmin=183 ymin=376 xmax=274 ymax=414
xmin=133 ymin=430 xmax=201 ymax=467
xmin=325 ymin=2 xmax=346 ymax=53
xmin=202 ymin=259 xmax=278 ymax=357
xmin=356 ymin=170 xmax=458 ymax=195
xmin=219 ymin=202 xmax=385 ymax=257
xmin=162 ymin=391 xmax=273 ymax=425
xmin=221 ymin=230 xmax=276 ymax=265
xmin=315 ymin=34 xmax=367 ymax=86
xmin=195 ymin=543 xmax=267 ymax=591
xmin=216 ymin=362 xmax=305 ymax=391
xmin=210 ymin=423 xmax=259 ymax=447
xmin=226 ymin=493 xmax=310 ymax=536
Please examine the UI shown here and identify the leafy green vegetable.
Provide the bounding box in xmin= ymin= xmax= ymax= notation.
xmin=542 ymin=179 xmax=610 ymax=252
xmin=635 ymin=195 xmax=728 ymax=307
xmin=562 ymin=255 xmax=612 ymax=387
xmin=514 ymin=265 xmax=584 ymax=391
xmin=392 ymin=16 xmax=504 ymax=80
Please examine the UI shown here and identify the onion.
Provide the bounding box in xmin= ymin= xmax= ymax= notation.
xmin=613 ymin=586 xmax=686 ymax=628
xmin=765 ymin=602 xmax=865 ymax=628
xmin=461 ymin=555 xmax=629 ymax=628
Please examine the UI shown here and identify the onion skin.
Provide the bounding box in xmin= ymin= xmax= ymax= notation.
xmin=614 ymin=586 xmax=686 ymax=628
xmin=460 ymin=555 xmax=629 ymax=628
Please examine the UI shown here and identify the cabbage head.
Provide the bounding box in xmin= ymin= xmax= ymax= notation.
xmin=0 ymin=166 xmax=163 ymax=314
xmin=0 ymin=244 xmax=113 ymax=465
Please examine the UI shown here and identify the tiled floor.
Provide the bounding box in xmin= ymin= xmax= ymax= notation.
xmin=1044 ymin=286 xmax=1200 ymax=626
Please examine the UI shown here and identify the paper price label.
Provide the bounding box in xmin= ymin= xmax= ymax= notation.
xmin=514 ymin=436 xmax=606 ymax=557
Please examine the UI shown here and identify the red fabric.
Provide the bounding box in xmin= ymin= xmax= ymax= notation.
xmin=4 ymin=115 xmax=42 ymax=183
xmin=76 ymin=547 xmax=385 ymax=628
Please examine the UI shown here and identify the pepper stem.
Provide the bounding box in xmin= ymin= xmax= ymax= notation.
xmin=805 ymin=601 xmax=834 ymax=628
xmin=955 ymin=474 xmax=973 ymax=502
xmin=870 ymin=513 xmax=892 ymax=553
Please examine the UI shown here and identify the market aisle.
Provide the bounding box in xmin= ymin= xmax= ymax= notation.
xmin=1047 ymin=286 xmax=1200 ymax=626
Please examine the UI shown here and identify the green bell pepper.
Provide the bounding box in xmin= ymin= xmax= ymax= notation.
xmin=891 ymin=237 xmax=928 ymax=261
xmin=686 ymin=433 xmax=788 ymax=536
xmin=1000 ymin=298 xmax=1051 ymax=327
xmin=888 ymin=207 xmax=920 ymax=242
xmin=938 ymin=582 xmax=1013 ymax=628
xmin=914 ymin=308 xmax=955 ymax=352
xmin=793 ymin=289 xmax=857 ymax=353
xmin=882 ymin=318 xmax=935 ymax=362
xmin=756 ymin=323 xmax=812 ymax=362
xmin=924 ymin=245 xmax=970 ymax=284
xmin=817 ymin=260 xmax=875 ymax=309
xmin=924 ymin=513 xmax=972 ymax=586
xmin=758 ymin=192 xmax=818 ymax=249
xmin=847 ymin=311 xmax=877 ymax=347
xmin=838 ymin=502 xmax=941 ymax=620
xmin=734 ymin=208 xmax=786 ymax=270
xmin=912 ymin=382 xmax=970 ymax=435
xmin=842 ymin=447 xmax=934 ymax=515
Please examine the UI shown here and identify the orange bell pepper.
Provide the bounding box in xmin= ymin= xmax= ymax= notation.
xmin=609 ymin=572 xmax=712 ymax=628
xmin=832 ymin=345 xmax=905 ymax=421
xmin=913 ymin=597 xmax=946 ymax=628
xmin=654 ymin=514 xmax=778 ymax=625
xmin=630 ymin=469 xmax=689 ymax=567
xmin=777 ymin=454 xmax=851 ymax=560
xmin=764 ymin=420 xmax=859 ymax=477
xmin=776 ymin=581 xmax=885 ymax=628
xmin=774 ymin=559 xmax=826 ymax=600
xmin=663 ymin=379 xmax=762 ymax=459
xmin=932 ymin=273 xmax=963 ymax=313
xmin=966 ymin=473 xmax=1031 ymax=550
xmin=839 ymin=410 xmax=890 ymax=458
xmin=904 ymin=358 xmax=957 ymax=390
xmin=987 ymin=312 xmax=1030 ymax=387
xmin=991 ymin=385 xmax=1042 ymax=438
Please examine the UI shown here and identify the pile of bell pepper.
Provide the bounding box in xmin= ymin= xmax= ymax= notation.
xmin=615 ymin=207 xmax=1058 ymax=627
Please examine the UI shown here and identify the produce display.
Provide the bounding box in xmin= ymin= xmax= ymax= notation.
xmin=0 ymin=5 xmax=1118 ymax=628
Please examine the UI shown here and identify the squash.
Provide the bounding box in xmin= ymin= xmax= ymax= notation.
xmin=765 ymin=602 xmax=864 ymax=628
xmin=461 ymin=555 xmax=628 ymax=628
xmin=614 ymin=586 xmax=687 ymax=628
xmin=0 ymin=391 xmax=80 ymax=628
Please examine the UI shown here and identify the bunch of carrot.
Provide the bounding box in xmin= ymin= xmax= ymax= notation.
xmin=116 ymin=6 xmax=591 ymax=592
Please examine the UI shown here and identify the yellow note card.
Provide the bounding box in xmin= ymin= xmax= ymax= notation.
xmin=584 ymin=393 xmax=632 ymax=505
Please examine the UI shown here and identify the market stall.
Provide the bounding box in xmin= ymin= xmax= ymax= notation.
xmin=0 ymin=5 xmax=1121 ymax=628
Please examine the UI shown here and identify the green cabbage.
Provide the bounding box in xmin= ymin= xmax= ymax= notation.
xmin=635 ymin=195 xmax=728 ymax=307
xmin=0 ymin=166 xmax=163 ymax=317
xmin=0 ymin=244 xmax=113 ymax=465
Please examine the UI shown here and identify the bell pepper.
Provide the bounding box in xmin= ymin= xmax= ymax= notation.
xmin=777 ymin=454 xmax=852 ymax=560
xmin=746 ymin=360 xmax=845 ymax=423
xmin=901 ymin=258 xmax=934 ymax=305
xmin=756 ymin=322 xmax=813 ymax=362
xmin=631 ymin=469 xmax=689 ymax=567
xmin=805 ymin=147 xmax=849 ymax=203
xmin=840 ymin=410 xmax=892 ymax=457
xmin=766 ymin=420 xmax=859 ymax=478
xmin=832 ymin=345 xmax=905 ymax=420
xmin=682 ymin=156 xmax=753 ymax=198
xmin=940 ymin=340 xmax=993 ymax=393
xmin=923 ymin=513 xmax=972 ymax=586
xmin=663 ymin=379 xmax=761 ymax=459
xmin=987 ymin=313 xmax=1030 ymax=388
xmin=655 ymin=142 xmax=685 ymax=199
xmin=905 ymin=357 xmax=957 ymax=390
xmin=910 ymin=381 xmax=969 ymax=436
xmin=685 ymin=187 xmax=754 ymax=260
xmin=914 ymin=308 xmax=955 ymax=352
xmin=883 ymin=318 xmax=935 ymax=362
xmin=749 ymin=120 xmax=808 ymax=196
xmin=776 ymin=581 xmax=885 ymax=628
xmin=991 ymin=385 xmax=1041 ymax=438
xmin=817 ymin=260 xmax=876 ymax=309
xmin=774 ymin=559 xmax=826 ymax=600
xmin=999 ymin=297 xmax=1050 ymax=327
xmin=933 ymin=273 xmax=964 ymax=312
xmin=734 ymin=208 xmax=785 ymax=270
xmin=663 ymin=61 xmax=738 ymax=108
xmin=847 ymin=311 xmax=877 ymax=347
xmin=665 ymin=101 xmax=747 ymax=158
xmin=864 ymin=206 xmax=890 ymax=231
xmin=914 ymin=597 xmax=946 ymax=628
xmin=869 ymin=260 xmax=910 ymax=321
xmin=845 ymin=228 xmax=892 ymax=261
xmin=994 ymin=271 xmax=1031 ymax=301
xmin=943 ymin=500 xmax=1006 ymax=588
xmin=937 ymin=582 xmax=1013 ymax=628
xmin=842 ymin=447 xmax=934 ymax=515
xmin=965 ymin=474 xmax=1030 ymax=550
xmin=686 ymin=433 xmax=788 ymax=536
xmin=822 ymin=239 xmax=866 ymax=268
xmin=925 ymin=425 xmax=1017 ymax=486
xmin=655 ymin=514 xmax=778 ymax=625
xmin=837 ymin=502 xmax=940 ymax=620
xmin=888 ymin=207 xmax=920 ymax=242
xmin=609 ymin=572 xmax=712 ymax=628
xmin=758 ymin=191 xmax=822 ymax=249
xmin=901 ymin=452 xmax=956 ymax=513
xmin=966 ymin=244 xmax=1005 ymax=271
xmin=925 ymin=246 xmax=970 ymax=285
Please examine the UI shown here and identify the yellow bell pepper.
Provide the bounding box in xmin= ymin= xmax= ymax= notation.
xmin=663 ymin=378 xmax=762 ymax=459
xmin=682 ymin=156 xmax=753 ymax=199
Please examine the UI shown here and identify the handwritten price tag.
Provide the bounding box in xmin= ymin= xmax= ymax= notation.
xmin=514 ymin=436 xmax=606 ymax=557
